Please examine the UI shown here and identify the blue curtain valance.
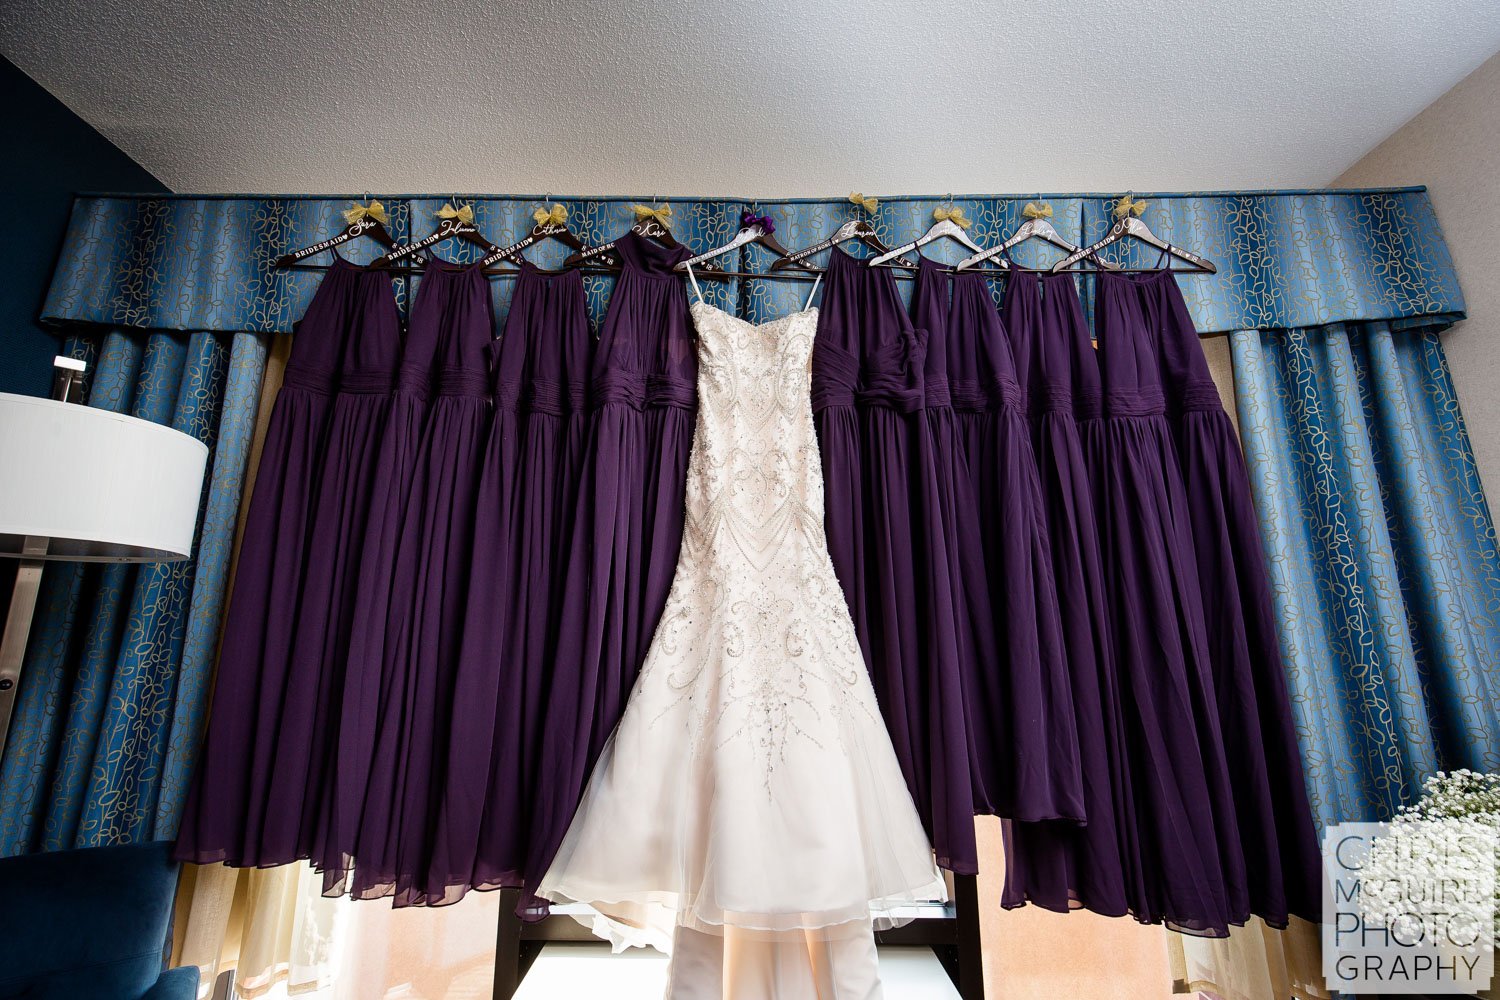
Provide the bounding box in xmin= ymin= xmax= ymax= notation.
xmin=41 ymin=188 xmax=1464 ymax=337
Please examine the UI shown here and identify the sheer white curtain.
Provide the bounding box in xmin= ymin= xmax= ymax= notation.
xmin=1167 ymin=918 xmax=1329 ymax=1000
xmin=172 ymin=861 xmax=502 ymax=999
xmin=168 ymin=341 xmax=502 ymax=999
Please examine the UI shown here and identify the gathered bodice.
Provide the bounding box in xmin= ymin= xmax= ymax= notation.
xmin=811 ymin=248 xmax=928 ymax=413
xmin=684 ymin=303 xmax=825 ymax=553
xmin=592 ymin=231 xmax=698 ymax=411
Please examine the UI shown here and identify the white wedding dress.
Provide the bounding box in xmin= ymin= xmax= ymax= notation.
xmin=536 ymin=296 xmax=946 ymax=999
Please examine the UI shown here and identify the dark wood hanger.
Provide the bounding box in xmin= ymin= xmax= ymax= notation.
xmin=562 ymin=201 xmax=681 ymax=269
xmin=477 ymin=202 xmax=589 ymax=269
xmin=1050 ymin=195 xmax=1216 ymax=273
xmin=673 ymin=209 xmax=820 ymax=278
xmin=768 ymin=217 xmax=917 ymax=273
xmin=274 ymin=198 xmax=397 ymax=267
xmin=955 ymin=201 xmax=1118 ymax=272
xmin=369 ymin=200 xmax=506 ymax=269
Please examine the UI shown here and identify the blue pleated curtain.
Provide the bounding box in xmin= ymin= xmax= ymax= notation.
xmin=0 ymin=186 xmax=1487 ymax=857
xmin=0 ymin=328 xmax=266 ymax=853
xmin=1233 ymin=319 xmax=1500 ymax=830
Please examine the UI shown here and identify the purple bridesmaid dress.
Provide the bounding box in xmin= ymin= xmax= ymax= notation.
xmin=1137 ymin=268 xmax=1322 ymax=925
xmin=175 ymin=255 xmax=397 ymax=867
xmin=914 ymin=258 xmax=1084 ymax=826
xmin=813 ymin=249 xmax=978 ymax=874
xmin=1084 ymin=265 xmax=1250 ymax=933
xmin=523 ymin=231 xmax=696 ymax=912
xmin=354 ymin=258 xmax=495 ymax=905
xmin=426 ymin=261 xmax=593 ymax=905
xmin=995 ymin=269 xmax=1132 ymax=918
xmin=326 ymin=258 xmax=491 ymax=895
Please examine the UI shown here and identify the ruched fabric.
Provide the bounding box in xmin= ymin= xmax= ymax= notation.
xmin=811 ymin=248 xmax=980 ymax=875
xmin=419 ymin=260 xmax=595 ymax=906
xmin=325 ymin=257 xmax=494 ymax=898
xmin=917 ymin=259 xmax=1084 ymax=827
xmin=523 ymin=231 xmax=698 ymax=917
xmin=1001 ymin=265 xmax=1320 ymax=936
xmin=175 ymin=255 xmax=400 ymax=870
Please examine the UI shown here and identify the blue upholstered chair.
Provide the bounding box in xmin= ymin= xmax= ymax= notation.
xmin=0 ymin=840 xmax=198 ymax=1000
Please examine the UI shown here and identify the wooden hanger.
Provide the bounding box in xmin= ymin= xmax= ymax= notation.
xmin=274 ymin=197 xmax=397 ymax=267
xmin=368 ymin=200 xmax=505 ymax=268
xmin=867 ymin=197 xmax=987 ymax=269
xmin=562 ymin=199 xmax=681 ymax=269
xmin=770 ymin=193 xmax=917 ymax=272
xmin=1049 ymin=195 xmax=1216 ymax=273
xmin=673 ymin=209 xmax=820 ymax=276
xmin=955 ymin=201 xmax=1118 ymax=272
xmin=477 ymin=201 xmax=589 ymax=269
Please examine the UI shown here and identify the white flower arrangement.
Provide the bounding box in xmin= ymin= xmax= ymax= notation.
xmin=1359 ymin=770 xmax=1500 ymax=944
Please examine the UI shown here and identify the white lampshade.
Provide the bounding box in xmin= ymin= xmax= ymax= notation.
xmin=0 ymin=392 xmax=209 ymax=562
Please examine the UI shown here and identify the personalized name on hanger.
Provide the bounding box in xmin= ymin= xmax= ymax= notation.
xmin=273 ymin=198 xmax=398 ymax=267
xmin=1049 ymin=195 xmax=1217 ymax=273
xmin=381 ymin=205 xmax=478 ymax=264
xmin=273 ymin=193 xmax=1218 ymax=279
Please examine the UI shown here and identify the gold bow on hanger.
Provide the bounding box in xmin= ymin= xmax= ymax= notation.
xmin=437 ymin=202 xmax=476 ymax=225
xmin=632 ymin=202 xmax=673 ymax=225
xmin=533 ymin=203 xmax=568 ymax=228
xmin=848 ymin=191 xmax=879 ymax=214
xmin=342 ymin=199 xmax=389 ymax=226
xmin=933 ymin=204 xmax=972 ymax=229
xmin=1022 ymin=202 xmax=1053 ymax=220
xmin=1112 ymin=195 xmax=1147 ymax=219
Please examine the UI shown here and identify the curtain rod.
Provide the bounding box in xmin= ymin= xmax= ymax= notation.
xmin=73 ymin=186 xmax=1430 ymax=203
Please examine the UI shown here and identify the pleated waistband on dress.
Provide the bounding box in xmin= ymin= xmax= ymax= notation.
xmin=436 ymin=367 xmax=492 ymax=397
xmin=396 ymin=365 xmax=436 ymax=396
xmin=1026 ymin=381 xmax=1101 ymax=420
xmin=280 ymin=367 xmax=339 ymax=394
xmin=946 ymin=375 xmax=1024 ymax=413
xmin=592 ymin=369 xmax=696 ymax=410
xmin=336 ymin=369 xmax=397 ymax=395
xmin=1175 ymin=380 xmax=1225 ymax=413
xmin=495 ymin=377 xmax=590 ymax=415
xmin=811 ymin=338 xmax=925 ymax=413
xmin=925 ymin=374 xmax=951 ymax=408
xmin=1100 ymin=386 xmax=1168 ymax=418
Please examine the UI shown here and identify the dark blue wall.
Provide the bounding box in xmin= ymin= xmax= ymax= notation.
xmin=0 ymin=57 xmax=168 ymax=398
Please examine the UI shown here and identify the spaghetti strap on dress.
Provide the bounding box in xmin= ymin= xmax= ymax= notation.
xmin=539 ymin=299 xmax=945 ymax=998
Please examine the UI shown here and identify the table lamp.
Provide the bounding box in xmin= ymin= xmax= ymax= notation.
xmin=0 ymin=357 xmax=209 ymax=755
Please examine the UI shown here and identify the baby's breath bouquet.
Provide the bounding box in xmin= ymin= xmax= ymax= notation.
xmin=1360 ymin=770 xmax=1500 ymax=946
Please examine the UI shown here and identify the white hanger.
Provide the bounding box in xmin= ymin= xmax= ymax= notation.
xmin=867 ymin=197 xmax=987 ymax=268
xmin=956 ymin=202 xmax=1117 ymax=272
xmin=1049 ymin=195 xmax=1216 ymax=274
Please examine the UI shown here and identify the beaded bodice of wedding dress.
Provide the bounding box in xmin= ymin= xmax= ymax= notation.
xmin=660 ymin=302 xmax=877 ymax=786
xmin=536 ymin=300 xmax=945 ymax=999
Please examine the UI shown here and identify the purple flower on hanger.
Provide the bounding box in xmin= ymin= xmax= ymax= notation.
xmin=741 ymin=210 xmax=775 ymax=235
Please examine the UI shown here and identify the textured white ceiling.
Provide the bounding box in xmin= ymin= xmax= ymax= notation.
xmin=3 ymin=0 xmax=1498 ymax=196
